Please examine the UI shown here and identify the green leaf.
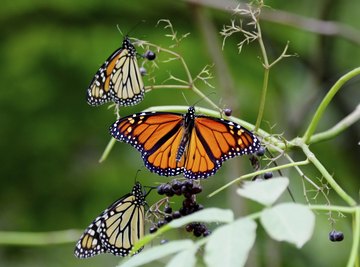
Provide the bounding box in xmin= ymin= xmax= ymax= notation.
xmin=260 ymin=203 xmax=315 ymax=248
xmin=132 ymin=208 xmax=234 ymax=252
xmin=118 ymin=240 xmax=194 ymax=267
xmin=168 ymin=208 xmax=234 ymax=228
xmin=204 ymin=218 xmax=257 ymax=267
xmin=237 ymin=177 xmax=289 ymax=206
xmin=165 ymin=247 xmax=197 ymax=267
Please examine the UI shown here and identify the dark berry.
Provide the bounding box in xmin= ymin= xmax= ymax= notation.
xmin=172 ymin=180 xmax=181 ymax=190
xmin=179 ymin=207 xmax=187 ymax=216
xmin=181 ymin=185 xmax=188 ymax=194
xmin=203 ymin=230 xmax=211 ymax=237
xmin=191 ymin=185 xmax=202 ymax=194
xmin=183 ymin=198 xmax=194 ymax=208
xmin=264 ymin=172 xmax=273 ymax=179
xmin=193 ymin=228 xmax=203 ymax=237
xmin=183 ymin=192 xmax=192 ymax=199
xmin=329 ymin=230 xmax=344 ymax=242
xmin=223 ymin=108 xmax=232 ymax=116
xmin=163 ymin=184 xmax=174 ymax=197
xmin=149 ymin=226 xmax=158 ymax=233
xmin=157 ymin=220 xmax=166 ymax=228
xmin=255 ymin=146 xmax=265 ymax=157
xmin=164 ymin=215 xmax=173 ymax=222
xmin=184 ymin=180 xmax=193 ymax=189
xmin=164 ymin=205 xmax=172 ymax=214
xmin=174 ymin=188 xmax=182 ymax=196
xmin=185 ymin=224 xmax=193 ymax=232
xmin=139 ymin=66 xmax=147 ymax=76
xmin=157 ymin=184 xmax=165 ymax=195
xmin=172 ymin=211 xmax=181 ymax=219
xmin=144 ymin=50 xmax=156 ymax=60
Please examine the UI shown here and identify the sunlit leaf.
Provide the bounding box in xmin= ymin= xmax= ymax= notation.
xmin=204 ymin=218 xmax=257 ymax=267
xmin=237 ymin=177 xmax=289 ymax=206
xmin=133 ymin=208 xmax=233 ymax=252
xmin=118 ymin=240 xmax=194 ymax=267
xmin=165 ymin=247 xmax=197 ymax=267
xmin=168 ymin=208 xmax=234 ymax=228
xmin=260 ymin=203 xmax=315 ymax=248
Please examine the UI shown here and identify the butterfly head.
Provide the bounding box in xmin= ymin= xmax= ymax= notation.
xmin=122 ymin=37 xmax=136 ymax=56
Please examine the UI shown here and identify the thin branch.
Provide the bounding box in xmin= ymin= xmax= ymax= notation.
xmin=303 ymin=67 xmax=360 ymax=144
xmin=310 ymin=103 xmax=360 ymax=144
xmin=0 ymin=230 xmax=81 ymax=246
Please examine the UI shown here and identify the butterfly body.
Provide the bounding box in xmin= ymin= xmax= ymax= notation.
xmin=110 ymin=107 xmax=261 ymax=179
xmin=74 ymin=182 xmax=146 ymax=258
xmin=86 ymin=37 xmax=145 ymax=107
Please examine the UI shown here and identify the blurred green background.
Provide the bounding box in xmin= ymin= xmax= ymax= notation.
xmin=1 ymin=0 xmax=359 ymax=266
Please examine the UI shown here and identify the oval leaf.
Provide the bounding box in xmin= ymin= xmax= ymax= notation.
xmin=260 ymin=203 xmax=315 ymax=248
xmin=132 ymin=208 xmax=234 ymax=252
xmin=168 ymin=208 xmax=234 ymax=228
xmin=118 ymin=240 xmax=194 ymax=267
xmin=237 ymin=177 xmax=289 ymax=206
xmin=204 ymin=218 xmax=257 ymax=267
xmin=165 ymin=247 xmax=197 ymax=267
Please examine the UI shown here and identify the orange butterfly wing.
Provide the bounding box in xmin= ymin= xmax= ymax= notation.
xmin=110 ymin=108 xmax=261 ymax=179
xmin=182 ymin=116 xmax=260 ymax=179
xmin=110 ymin=112 xmax=186 ymax=176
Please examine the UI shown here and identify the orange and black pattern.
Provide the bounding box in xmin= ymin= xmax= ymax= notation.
xmin=110 ymin=107 xmax=261 ymax=179
xmin=86 ymin=37 xmax=144 ymax=107
xmin=74 ymin=182 xmax=146 ymax=258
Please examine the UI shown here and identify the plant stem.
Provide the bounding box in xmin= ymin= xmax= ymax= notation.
xmin=302 ymin=67 xmax=360 ymax=144
xmin=0 ymin=230 xmax=81 ymax=246
xmin=208 ymin=159 xmax=309 ymax=198
xmin=309 ymin=205 xmax=357 ymax=213
xmin=300 ymin=142 xmax=357 ymax=206
xmin=310 ymin=103 xmax=360 ymax=144
xmin=348 ymin=207 xmax=360 ymax=267
xmin=254 ymin=21 xmax=270 ymax=132
xmin=99 ymin=137 xmax=116 ymax=163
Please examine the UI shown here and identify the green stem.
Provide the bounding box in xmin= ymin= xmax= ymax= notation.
xmin=310 ymin=103 xmax=360 ymax=144
xmin=309 ymin=205 xmax=357 ymax=214
xmin=254 ymin=21 xmax=270 ymax=132
xmin=0 ymin=230 xmax=81 ymax=246
xmin=99 ymin=137 xmax=116 ymax=163
xmin=348 ymin=207 xmax=360 ymax=267
xmin=207 ymin=159 xmax=309 ymax=198
xmin=303 ymin=67 xmax=360 ymax=144
xmin=300 ymin=142 xmax=357 ymax=206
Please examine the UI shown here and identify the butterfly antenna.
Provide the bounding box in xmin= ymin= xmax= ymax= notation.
xmin=192 ymin=91 xmax=216 ymax=107
xmin=181 ymin=92 xmax=190 ymax=106
xmin=116 ymin=24 xmax=124 ymax=37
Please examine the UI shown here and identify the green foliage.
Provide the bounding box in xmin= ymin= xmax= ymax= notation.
xmin=1 ymin=0 xmax=359 ymax=266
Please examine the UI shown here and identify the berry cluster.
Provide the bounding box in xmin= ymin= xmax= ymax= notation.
xmin=186 ymin=222 xmax=211 ymax=237
xmin=149 ymin=179 xmax=210 ymax=237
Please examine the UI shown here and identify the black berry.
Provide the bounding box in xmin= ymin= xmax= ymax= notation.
xmin=255 ymin=146 xmax=265 ymax=157
xmin=329 ymin=230 xmax=344 ymax=242
xmin=149 ymin=226 xmax=158 ymax=233
xmin=139 ymin=66 xmax=147 ymax=76
xmin=223 ymin=108 xmax=232 ymax=116
xmin=172 ymin=211 xmax=181 ymax=219
xmin=144 ymin=50 xmax=156 ymax=60
xmin=164 ymin=205 xmax=172 ymax=214
xmin=264 ymin=172 xmax=273 ymax=179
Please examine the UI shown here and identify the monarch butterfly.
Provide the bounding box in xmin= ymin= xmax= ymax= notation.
xmin=110 ymin=107 xmax=261 ymax=179
xmin=86 ymin=36 xmax=145 ymax=107
xmin=74 ymin=182 xmax=146 ymax=258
